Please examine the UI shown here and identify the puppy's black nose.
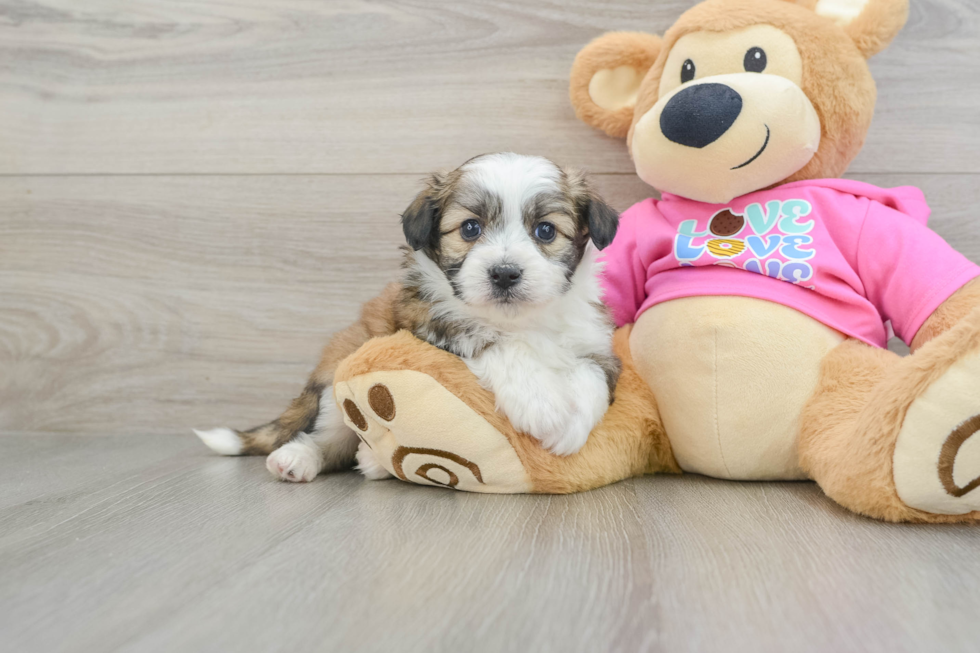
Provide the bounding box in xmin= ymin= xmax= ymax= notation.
xmin=659 ymin=83 xmax=743 ymax=149
xmin=490 ymin=264 xmax=522 ymax=290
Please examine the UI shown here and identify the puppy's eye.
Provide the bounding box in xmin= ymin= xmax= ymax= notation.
xmin=744 ymin=47 xmax=766 ymax=73
xmin=460 ymin=219 xmax=482 ymax=241
xmin=680 ymin=59 xmax=695 ymax=83
xmin=534 ymin=222 xmax=557 ymax=243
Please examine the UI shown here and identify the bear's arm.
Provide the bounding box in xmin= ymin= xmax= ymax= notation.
xmin=856 ymin=200 xmax=980 ymax=346
xmin=910 ymin=277 xmax=980 ymax=352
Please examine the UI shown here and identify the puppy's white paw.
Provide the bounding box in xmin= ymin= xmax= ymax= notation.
xmin=500 ymin=389 xmax=580 ymax=456
xmin=510 ymin=362 xmax=610 ymax=456
xmin=355 ymin=443 xmax=393 ymax=480
xmin=266 ymin=434 xmax=323 ymax=483
xmin=545 ymin=362 xmax=611 ymax=456
xmin=542 ymin=410 xmax=593 ymax=456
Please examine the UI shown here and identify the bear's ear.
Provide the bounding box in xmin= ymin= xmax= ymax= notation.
xmin=810 ymin=0 xmax=909 ymax=58
xmin=570 ymin=32 xmax=662 ymax=139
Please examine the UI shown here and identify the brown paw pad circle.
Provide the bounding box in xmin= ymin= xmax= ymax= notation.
xmin=391 ymin=447 xmax=484 ymax=489
xmin=367 ymin=384 xmax=396 ymax=421
xmin=415 ymin=464 xmax=459 ymax=488
xmin=939 ymin=414 xmax=980 ymax=498
xmin=343 ymin=399 xmax=368 ymax=432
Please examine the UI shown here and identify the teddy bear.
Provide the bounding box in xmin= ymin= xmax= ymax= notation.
xmin=330 ymin=0 xmax=980 ymax=523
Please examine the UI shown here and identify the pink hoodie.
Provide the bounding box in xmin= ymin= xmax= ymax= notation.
xmin=599 ymin=179 xmax=980 ymax=348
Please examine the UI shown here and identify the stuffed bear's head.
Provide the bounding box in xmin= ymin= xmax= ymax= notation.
xmin=570 ymin=0 xmax=908 ymax=204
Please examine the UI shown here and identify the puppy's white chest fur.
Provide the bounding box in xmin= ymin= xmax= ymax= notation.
xmin=462 ymin=257 xmax=615 ymax=455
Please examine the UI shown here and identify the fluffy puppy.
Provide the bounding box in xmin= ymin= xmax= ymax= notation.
xmin=196 ymin=153 xmax=621 ymax=482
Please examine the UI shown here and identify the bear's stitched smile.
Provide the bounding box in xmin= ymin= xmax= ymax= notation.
xmin=731 ymin=124 xmax=770 ymax=170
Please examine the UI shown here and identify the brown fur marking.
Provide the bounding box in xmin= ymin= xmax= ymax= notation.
xmin=235 ymin=283 xmax=404 ymax=455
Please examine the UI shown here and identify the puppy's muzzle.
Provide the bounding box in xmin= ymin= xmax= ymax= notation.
xmin=489 ymin=264 xmax=522 ymax=291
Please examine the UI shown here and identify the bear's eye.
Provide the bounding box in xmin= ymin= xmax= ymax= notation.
xmin=744 ymin=47 xmax=767 ymax=73
xmin=680 ymin=59 xmax=695 ymax=83
xmin=460 ymin=219 xmax=482 ymax=242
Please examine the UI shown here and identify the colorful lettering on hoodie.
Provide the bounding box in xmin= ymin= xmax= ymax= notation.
xmin=600 ymin=179 xmax=980 ymax=347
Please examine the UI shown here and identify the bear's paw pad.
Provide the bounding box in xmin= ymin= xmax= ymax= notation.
xmin=333 ymin=370 xmax=532 ymax=494
xmin=894 ymin=349 xmax=980 ymax=515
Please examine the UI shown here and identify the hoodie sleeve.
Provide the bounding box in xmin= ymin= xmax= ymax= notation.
xmin=598 ymin=200 xmax=654 ymax=327
xmin=857 ymin=199 xmax=980 ymax=344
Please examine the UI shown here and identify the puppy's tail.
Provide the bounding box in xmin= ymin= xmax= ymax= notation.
xmin=194 ymin=380 xmax=326 ymax=456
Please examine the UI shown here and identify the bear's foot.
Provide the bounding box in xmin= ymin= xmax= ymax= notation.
xmin=801 ymin=307 xmax=980 ymax=523
xmin=332 ymin=337 xmax=533 ymax=493
xmin=894 ymin=347 xmax=980 ymax=515
xmin=330 ymin=329 xmax=678 ymax=495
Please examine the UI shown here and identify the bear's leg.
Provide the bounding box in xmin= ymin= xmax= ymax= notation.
xmin=799 ymin=310 xmax=980 ymax=522
xmin=331 ymin=327 xmax=678 ymax=494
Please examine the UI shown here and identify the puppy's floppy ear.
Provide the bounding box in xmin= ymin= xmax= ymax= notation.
xmin=401 ymin=174 xmax=444 ymax=251
xmin=586 ymin=196 xmax=619 ymax=250
xmin=565 ymin=167 xmax=620 ymax=250
xmin=570 ymin=31 xmax=662 ymax=139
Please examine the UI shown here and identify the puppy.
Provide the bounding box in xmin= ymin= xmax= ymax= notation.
xmin=195 ymin=153 xmax=621 ymax=482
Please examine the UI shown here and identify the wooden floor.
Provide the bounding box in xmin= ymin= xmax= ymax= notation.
xmin=2 ymin=0 xmax=980 ymax=651
xmin=1 ymin=434 xmax=978 ymax=653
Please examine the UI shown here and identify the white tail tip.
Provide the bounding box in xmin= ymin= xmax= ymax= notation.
xmin=193 ymin=427 xmax=244 ymax=456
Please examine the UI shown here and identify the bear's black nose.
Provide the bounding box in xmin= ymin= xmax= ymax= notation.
xmin=659 ymin=83 xmax=743 ymax=149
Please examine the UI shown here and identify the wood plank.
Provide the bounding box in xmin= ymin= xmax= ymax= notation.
xmin=0 ymin=434 xmax=203 ymax=545
xmin=1 ymin=434 xmax=978 ymax=653
xmin=1 ymin=0 xmax=977 ymax=175
xmin=0 ymin=434 xmax=366 ymax=653
xmin=0 ymin=174 xmax=411 ymax=435
xmin=2 ymin=173 xmax=978 ymax=435
xmin=630 ymin=476 xmax=980 ymax=652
